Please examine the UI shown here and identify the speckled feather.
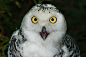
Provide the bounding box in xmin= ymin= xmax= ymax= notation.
xmin=8 ymin=29 xmax=27 ymax=57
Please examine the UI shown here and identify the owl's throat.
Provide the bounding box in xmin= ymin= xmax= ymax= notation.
xmin=40 ymin=27 xmax=49 ymax=40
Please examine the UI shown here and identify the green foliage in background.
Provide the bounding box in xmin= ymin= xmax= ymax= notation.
xmin=0 ymin=0 xmax=86 ymax=57
xmin=0 ymin=38 xmax=9 ymax=57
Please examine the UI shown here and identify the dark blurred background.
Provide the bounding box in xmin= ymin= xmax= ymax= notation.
xmin=0 ymin=0 xmax=86 ymax=57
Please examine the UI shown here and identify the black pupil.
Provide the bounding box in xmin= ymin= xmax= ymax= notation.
xmin=34 ymin=18 xmax=37 ymax=21
xmin=51 ymin=18 xmax=54 ymax=21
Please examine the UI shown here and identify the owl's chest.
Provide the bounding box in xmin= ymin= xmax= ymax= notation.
xmin=20 ymin=41 xmax=60 ymax=57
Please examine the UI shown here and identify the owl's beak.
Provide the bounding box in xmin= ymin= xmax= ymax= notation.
xmin=40 ymin=26 xmax=49 ymax=40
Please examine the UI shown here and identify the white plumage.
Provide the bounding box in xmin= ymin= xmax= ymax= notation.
xmin=8 ymin=4 xmax=81 ymax=57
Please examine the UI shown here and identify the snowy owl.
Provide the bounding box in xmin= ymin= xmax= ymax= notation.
xmin=8 ymin=4 xmax=81 ymax=57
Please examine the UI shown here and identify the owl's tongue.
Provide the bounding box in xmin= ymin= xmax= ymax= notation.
xmin=40 ymin=27 xmax=49 ymax=40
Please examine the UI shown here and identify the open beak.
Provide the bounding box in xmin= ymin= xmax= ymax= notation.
xmin=40 ymin=26 xmax=49 ymax=40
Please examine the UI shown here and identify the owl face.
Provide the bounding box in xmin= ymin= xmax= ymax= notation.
xmin=21 ymin=4 xmax=67 ymax=40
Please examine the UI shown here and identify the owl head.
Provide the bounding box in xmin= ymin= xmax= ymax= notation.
xmin=21 ymin=4 xmax=67 ymax=41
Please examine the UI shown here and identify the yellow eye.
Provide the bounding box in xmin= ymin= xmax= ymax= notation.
xmin=31 ymin=17 xmax=38 ymax=23
xmin=49 ymin=17 xmax=57 ymax=23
